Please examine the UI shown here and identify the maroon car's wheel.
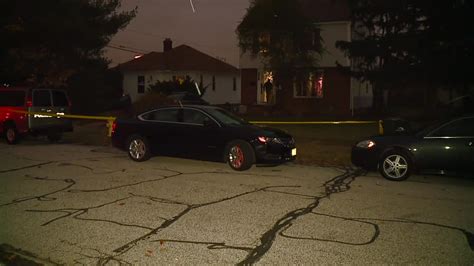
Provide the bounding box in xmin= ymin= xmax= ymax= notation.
xmin=225 ymin=140 xmax=255 ymax=171
xmin=5 ymin=125 xmax=19 ymax=145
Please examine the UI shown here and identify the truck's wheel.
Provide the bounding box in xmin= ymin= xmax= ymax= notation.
xmin=5 ymin=125 xmax=19 ymax=145
xmin=225 ymin=140 xmax=255 ymax=171
xmin=127 ymin=135 xmax=151 ymax=162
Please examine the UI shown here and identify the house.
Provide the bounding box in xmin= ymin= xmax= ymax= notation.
xmin=118 ymin=39 xmax=241 ymax=105
xmin=239 ymin=0 xmax=372 ymax=116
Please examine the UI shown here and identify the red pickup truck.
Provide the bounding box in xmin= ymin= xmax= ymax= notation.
xmin=0 ymin=85 xmax=73 ymax=144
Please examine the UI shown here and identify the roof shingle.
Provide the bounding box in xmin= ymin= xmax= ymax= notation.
xmin=118 ymin=45 xmax=239 ymax=73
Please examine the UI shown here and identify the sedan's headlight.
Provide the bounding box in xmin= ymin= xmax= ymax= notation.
xmin=356 ymin=140 xmax=376 ymax=149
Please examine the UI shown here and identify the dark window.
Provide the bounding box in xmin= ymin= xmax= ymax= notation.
xmin=52 ymin=90 xmax=69 ymax=106
xmin=33 ymin=90 xmax=52 ymax=107
xmin=233 ymin=77 xmax=237 ymax=91
xmin=0 ymin=91 xmax=25 ymax=106
xmin=141 ymin=109 xmax=178 ymax=122
xmin=430 ymin=118 xmax=474 ymax=137
xmin=138 ymin=76 xmax=145 ymax=94
xmin=182 ymin=109 xmax=211 ymax=125
xmin=200 ymin=74 xmax=203 ymax=89
xmin=212 ymin=76 xmax=216 ymax=91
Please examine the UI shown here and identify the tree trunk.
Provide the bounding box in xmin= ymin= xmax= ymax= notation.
xmin=371 ymin=84 xmax=384 ymax=116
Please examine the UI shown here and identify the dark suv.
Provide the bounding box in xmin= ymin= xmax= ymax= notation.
xmin=0 ymin=85 xmax=73 ymax=144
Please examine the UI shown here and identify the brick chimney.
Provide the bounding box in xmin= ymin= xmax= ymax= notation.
xmin=163 ymin=38 xmax=173 ymax=52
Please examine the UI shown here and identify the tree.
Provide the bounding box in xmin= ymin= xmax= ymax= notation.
xmin=0 ymin=0 xmax=136 ymax=85
xmin=236 ymin=0 xmax=323 ymax=93
xmin=336 ymin=0 xmax=474 ymax=113
xmin=66 ymin=58 xmax=123 ymax=114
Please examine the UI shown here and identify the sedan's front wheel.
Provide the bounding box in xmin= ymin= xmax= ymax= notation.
xmin=127 ymin=135 xmax=151 ymax=162
xmin=379 ymin=151 xmax=411 ymax=181
xmin=225 ymin=140 xmax=255 ymax=171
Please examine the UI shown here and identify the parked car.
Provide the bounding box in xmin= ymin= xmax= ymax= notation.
xmin=111 ymin=105 xmax=296 ymax=170
xmin=0 ymin=85 xmax=73 ymax=144
xmin=352 ymin=115 xmax=474 ymax=181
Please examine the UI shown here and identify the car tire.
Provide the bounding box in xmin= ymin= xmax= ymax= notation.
xmin=47 ymin=132 xmax=62 ymax=142
xmin=379 ymin=151 xmax=412 ymax=181
xmin=5 ymin=125 xmax=19 ymax=145
xmin=225 ymin=140 xmax=255 ymax=171
xmin=127 ymin=134 xmax=151 ymax=162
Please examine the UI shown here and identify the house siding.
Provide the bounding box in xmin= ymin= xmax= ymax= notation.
xmin=279 ymin=67 xmax=351 ymax=116
xmin=123 ymin=70 xmax=241 ymax=105
xmin=238 ymin=20 xmax=354 ymax=116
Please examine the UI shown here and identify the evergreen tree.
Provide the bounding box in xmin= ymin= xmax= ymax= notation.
xmin=0 ymin=0 xmax=136 ymax=85
xmin=336 ymin=0 xmax=474 ymax=112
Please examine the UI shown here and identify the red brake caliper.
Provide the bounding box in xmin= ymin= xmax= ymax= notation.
xmin=235 ymin=146 xmax=244 ymax=168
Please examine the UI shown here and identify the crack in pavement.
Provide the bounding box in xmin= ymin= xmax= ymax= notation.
xmin=25 ymin=196 xmax=138 ymax=227
xmin=0 ymin=162 xmax=54 ymax=174
xmin=151 ymin=239 xmax=254 ymax=252
xmin=67 ymin=169 xmax=298 ymax=194
xmin=298 ymin=212 xmax=474 ymax=251
xmin=236 ymin=168 xmax=364 ymax=265
xmin=0 ymin=176 xmax=76 ymax=207
xmin=57 ymin=162 xmax=127 ymax=175
xmin=279 ymin=212 xmax=380 ymax=246
xmin=97 ymin=185 xmax=301 ymax=264
xmin=58 ymin=239 xmax=132 ymax=266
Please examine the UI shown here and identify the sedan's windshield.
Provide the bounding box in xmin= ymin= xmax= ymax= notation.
xmin=205 ymin=108 xmax=249 ymax=126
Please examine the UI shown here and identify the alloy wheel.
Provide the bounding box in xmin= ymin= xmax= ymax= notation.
xmin=129 ymin=139 xmax=146 ymax=160
xmin=382 ymin=154 xmax=408 ymax=179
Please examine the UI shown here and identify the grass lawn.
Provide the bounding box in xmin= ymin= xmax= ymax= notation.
xmin=64 ymin=121 xmax=378 ymax=167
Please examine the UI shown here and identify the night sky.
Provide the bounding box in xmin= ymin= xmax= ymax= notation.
xmin=105 ymin=0 xmax=250 ymax=67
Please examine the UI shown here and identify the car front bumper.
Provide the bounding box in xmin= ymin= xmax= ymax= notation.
xmin=351 ymin=146 xmax=379 ymax=170
xmin=254 ymin=142 xmax=297 ymax=163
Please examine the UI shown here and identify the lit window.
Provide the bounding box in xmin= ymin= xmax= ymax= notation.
xmin=293 ymin=70 xmax=324 ymax=98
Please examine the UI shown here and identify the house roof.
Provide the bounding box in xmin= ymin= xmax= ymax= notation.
xmin=301 ymin=0 xmax=351 ymax=23
xmin=118 ymin=45 xmax=239 ymax=73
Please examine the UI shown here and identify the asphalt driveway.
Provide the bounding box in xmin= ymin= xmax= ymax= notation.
xmin=0 ymin=141 xmax=473 ymax=264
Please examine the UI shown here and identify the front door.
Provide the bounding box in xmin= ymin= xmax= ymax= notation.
xmin=177 ymin=108 xmax=221 ymax=160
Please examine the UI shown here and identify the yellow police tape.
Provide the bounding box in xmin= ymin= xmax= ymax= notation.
xmin=10 ymin=109 xmax=385 ymax=137
xmin=250 ymin=120 xmax=384 ymax=135
xmin=10 ymin=110 xmax=116 ymax=136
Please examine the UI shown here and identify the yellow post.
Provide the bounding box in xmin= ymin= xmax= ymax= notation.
xmin=378 ymin=120 xmax=384 ymax=135
xmin=106 ymin=119 xmax=115 ymax=137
